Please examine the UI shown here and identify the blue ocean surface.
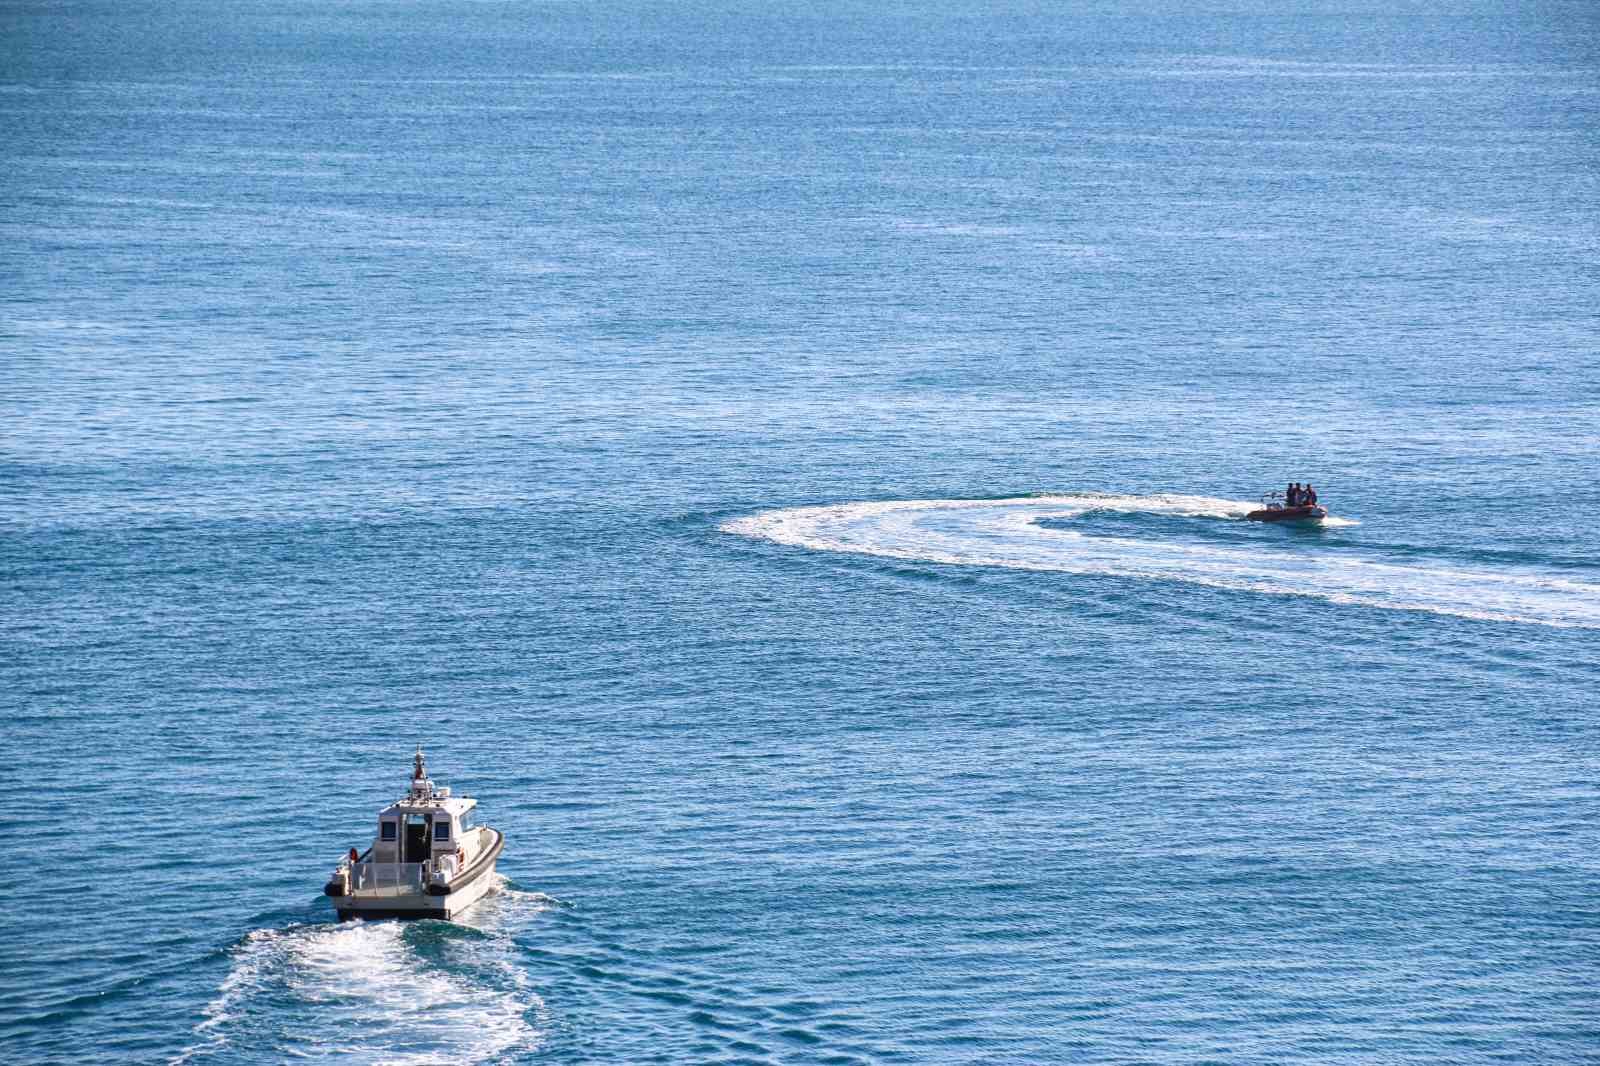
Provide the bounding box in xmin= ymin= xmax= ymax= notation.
xmin=4 ymin=1 xmax=1599 ymax=1061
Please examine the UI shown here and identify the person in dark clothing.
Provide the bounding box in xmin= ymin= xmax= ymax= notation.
xmin=1286 ymin=482 xmax=1298 ymax=507
xmin=1305 ymin=484 xmax=1318 ymax=506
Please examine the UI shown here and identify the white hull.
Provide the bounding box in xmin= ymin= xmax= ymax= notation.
xmin=329 ymin=826 xmax=505 ymax=922
xmin=324 ymin=751 xmax=506 ymax=923
xmin=334 ymin=863 xmax=498 ymax=921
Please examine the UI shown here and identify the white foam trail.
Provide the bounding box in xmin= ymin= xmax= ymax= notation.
xmin=175 ymin=918 xmax=543 ymax=1065
xmin=722 ymin=495 xmax=1600 ymax=629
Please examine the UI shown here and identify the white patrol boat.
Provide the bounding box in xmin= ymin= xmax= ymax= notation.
xmin=324 ymin=748 xmax=505 ymax=921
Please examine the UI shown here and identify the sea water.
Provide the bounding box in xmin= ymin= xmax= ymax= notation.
xmin=4 ymin=1 xmax=1599 ymax=1061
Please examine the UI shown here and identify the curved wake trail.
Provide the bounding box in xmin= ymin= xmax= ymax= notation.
xmin=722 ymin=494 xmax=1600 ymax=629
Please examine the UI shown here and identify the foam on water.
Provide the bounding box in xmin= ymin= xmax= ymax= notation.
xmin=175 ymin=917 xmax=543 ymax=1065
xmin=723 ymin=494 xmax=1600 ymax=629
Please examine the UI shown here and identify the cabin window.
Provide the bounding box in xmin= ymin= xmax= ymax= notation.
xmin=380 ymin=820 xmax=397 ymax=841
xmin=434 ymin=821 xmax=451 ymax=842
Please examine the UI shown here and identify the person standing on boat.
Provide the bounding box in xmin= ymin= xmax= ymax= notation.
xmin=1285 ymin=481 xmax=1298 ymax=507
xmin=1305 ymin=484 xmax=1318 ymax=506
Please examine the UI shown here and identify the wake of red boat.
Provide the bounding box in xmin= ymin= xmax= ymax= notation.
xmin=722 ymin=494 xmax=1599 ymax=629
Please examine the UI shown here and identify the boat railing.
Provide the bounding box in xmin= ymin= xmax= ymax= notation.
xmin=349 ymin=861 xmax=428 ymax=898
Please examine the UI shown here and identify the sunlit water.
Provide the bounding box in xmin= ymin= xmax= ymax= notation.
xmin=4 ymin=1 xmax=1599 ymax=1062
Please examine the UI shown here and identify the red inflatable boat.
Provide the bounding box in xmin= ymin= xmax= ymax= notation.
xmin=1246 ymin=492 xmax=1327 ymax=524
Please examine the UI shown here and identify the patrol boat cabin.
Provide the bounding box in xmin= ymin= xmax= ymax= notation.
xmin=325 ymin=749 xmax=505 ymax=921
